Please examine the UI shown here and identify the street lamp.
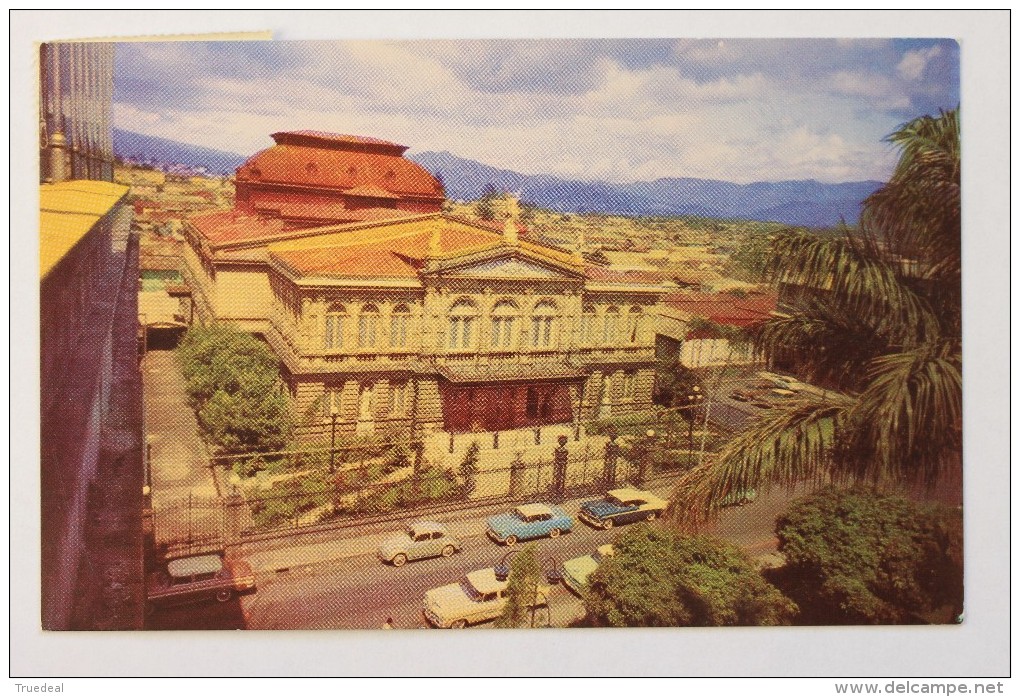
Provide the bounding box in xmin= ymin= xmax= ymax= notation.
xmin=638 ymin=429 xmax=655 ymax=485
xmin=685 ymin=386 xmax=704 ymax=462
xmin=329 ymin=405 xmax=339 ymax=474
xmin=574 ymin=381 xmax=586 ymax=441
xmin=494 ymin=550 xmax=563 ymax=628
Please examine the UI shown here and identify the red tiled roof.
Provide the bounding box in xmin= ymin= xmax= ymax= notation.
xmin=189 ymin=209 xmax=290 ymax=246
xmin=271 ymin=224 xmax=504 ymax=279
xmin=273 ymin=246 xmax=420 ymax=279
xmin=664 ymin=291 xmax=778 ymax=327
xmin=584 ymin=267 xmax=668 ymax=285
xmin=272 ymin=130 xmax=407 ymax=152
xmin=343 ymin=184 xmax=399 ymax=199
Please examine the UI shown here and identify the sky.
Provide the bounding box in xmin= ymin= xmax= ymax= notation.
xmin=112 ymin=38 xmax=958 ymax=185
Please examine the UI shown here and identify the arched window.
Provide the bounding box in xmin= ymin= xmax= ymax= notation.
xmin=490 ymin=300 xmax=518 ymax=349
xmin=358 ymin=304 xmax=379 ymax=348
xmin=390 ymin=304 xmax=410 ymax=349
xmin=321 ymin=385 xmax=342 ymax=419
xmin=580 ymin=304 xmax=596 ymax=345
xmin=602 ymin=306 xmax=620 ymax=345
xmin=530 ymin=300 xmax=557 ymax=349
xmin=389 ymin=380 xmax=410 ymax=415
xmin=358 ymin=382 xmax=375 ymax=421
xmin=622 ymin=371 xmax=636 ymax=399
xmin=448 ymin=298 xmax=478 ymax=350
xmin=324 ymin=303 xmax=346 ymax=350
xmin=628 ymin=306 xmax=643 ymax=344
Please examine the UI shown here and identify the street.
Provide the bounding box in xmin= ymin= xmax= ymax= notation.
xmin=146 ymin=481 xmax=811 ymax=631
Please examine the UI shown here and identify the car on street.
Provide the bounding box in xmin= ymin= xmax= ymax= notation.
xmin=146 ymin=552 xmax=255 ymax=614
xmin=486 ymin=502 xmax=574 ymax=546
xmin=377 ymin=520 xmax=462 ymax=567
xmin=578 ymin=487 xmax=669 ymax=530
xmin=561 ymin=544 xmax=615 ymax=595
xmin=422 ymin=567 xmax=551 ymax=629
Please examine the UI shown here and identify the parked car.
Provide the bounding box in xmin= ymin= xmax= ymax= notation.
xmin=578 ymin=488 xmax=669 ymax=530
xmin=561 ymin=544 xmax=615 ymax=595
xmin=486 ymin=502 xmax=574 ymax=546
xmin=422 ymin=567 xmax=551 ymax=629
xmin=377 ymin=520 xmax=462 ymax=567
xmin=146 ymin=552 xmax=255 ymax=613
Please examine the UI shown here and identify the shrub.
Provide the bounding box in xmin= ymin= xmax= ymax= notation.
xmin=772 ymin=488 xmax=963 ymax=624
xmin=584 ymin=526 xmax=796 ymax=627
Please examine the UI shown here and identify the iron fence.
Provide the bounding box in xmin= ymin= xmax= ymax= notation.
xmin=150 ymin=441 xmax=710 ymax=548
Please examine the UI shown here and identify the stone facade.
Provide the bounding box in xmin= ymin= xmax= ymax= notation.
xmin=262 ymin=214 xmax=664 ymax=443
xmin=180 ymin=131 xmax=666 ymax=448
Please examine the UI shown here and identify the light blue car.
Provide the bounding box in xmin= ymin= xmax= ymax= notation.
xmin=486 ymin=503 xmax=573 ymax=546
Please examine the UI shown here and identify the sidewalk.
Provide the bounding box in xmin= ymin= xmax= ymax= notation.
xmin=142 ymin=349 xmax=222 ymax=544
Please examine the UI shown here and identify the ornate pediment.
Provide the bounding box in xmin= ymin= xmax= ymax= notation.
xmin=443 ymin=256 xmax=573 ymax=280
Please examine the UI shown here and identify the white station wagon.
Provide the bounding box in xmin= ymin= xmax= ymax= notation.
xmin=422 ymin=567 xmax=551 ymax=629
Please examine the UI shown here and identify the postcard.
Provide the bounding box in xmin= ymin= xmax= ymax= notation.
xmin=18 ymin=11 xmax=1009 ymax=680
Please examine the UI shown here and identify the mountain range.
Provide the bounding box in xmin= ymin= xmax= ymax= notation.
xmin=112 ymin=128 xmax=882 ymax=227
xmin=113 ymin=128 xmax=248 ymax=175
xmin=410 ymin=151 xmax=882 ymax=228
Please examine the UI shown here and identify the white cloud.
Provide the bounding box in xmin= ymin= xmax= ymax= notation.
xmin=897 ymin=45 xmax=942 ymax=81
xmin=112 ymin=39 xmax=956 ymax=185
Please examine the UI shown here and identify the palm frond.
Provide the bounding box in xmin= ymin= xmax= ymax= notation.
xmin=835 ymin=348 xmax=962 ymax=486
xmin=671 ymin=396 xmax=853 ymax=528
xmin=755 ymin=300 xmax=888 ymax=392
xmin=862 ymin=109 xmax=961 ymax=281
xmin=767 ymin=230 xmax=941 ymax=348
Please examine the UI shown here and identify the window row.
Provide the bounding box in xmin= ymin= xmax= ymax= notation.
xmin=580 ymin=305 xmax=644 ymax=345
xmin=320 ymin=300 xmax=645 ymax=351
xmin=323 ymin=304 xmax=411 ymax=350
xmin=322 ymin=380 xmax=411 ymax=420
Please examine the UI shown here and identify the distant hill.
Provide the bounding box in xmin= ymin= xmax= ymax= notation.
xmin=111 ymin=129 xmax=881 ymax=226
xmin=113 ymin=128 xmax=248 ymax=175
xmin=410 ymin=150 xmax=883 ymax=228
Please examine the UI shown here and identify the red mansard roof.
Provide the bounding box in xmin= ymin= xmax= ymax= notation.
xmin=236 ymin=130 xmax=443 ymax=203
xmin=270 ymin=130 xmax=408 ymax=154
xmin=664 ymin=291 xmax=778 ymax=328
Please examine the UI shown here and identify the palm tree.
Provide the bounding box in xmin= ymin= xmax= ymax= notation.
xmin=673 ymin=109 xmax=962 ymax=523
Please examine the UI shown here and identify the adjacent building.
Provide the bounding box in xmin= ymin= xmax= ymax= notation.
xmin=39 ymin=42 xmax=143 ymax=631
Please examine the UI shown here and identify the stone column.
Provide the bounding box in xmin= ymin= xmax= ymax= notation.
xmin=603 ymin=430 xmax=620 ymax=489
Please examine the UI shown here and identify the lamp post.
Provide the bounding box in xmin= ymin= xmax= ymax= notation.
xmin=574 ymin=381 xmax=586 ymax=441
xmin=495 ymin=551 xmax=563 ymax=628
xmin=685 ymin=386 xmax=704 ymax=461
xmin=638 ymin=429 xmax=655 ymax=485
xmin=329 ymin=406 xmax=339 ymax=474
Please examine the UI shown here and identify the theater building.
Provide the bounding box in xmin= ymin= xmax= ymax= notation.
xmin=182 ymin=131 xmax=666 ymax=444
xmin=265 ymin=213 xmax=664 ymax=441
xmin=182 ymin=130 xmax=444 ymax=332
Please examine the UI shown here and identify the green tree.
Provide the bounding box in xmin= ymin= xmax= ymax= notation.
xmin=583 ymin=526 xmax=796 ymax=627
xmin=177 ymin=323 xmax=294 ymax=459
xmin=458 ymin=440 xmax=480 ymax=496
xmin=476 ymin=183 xmax=499 ymax=221
xmin=674 ymin=109 xmax=961 ymax=519
xmin=494 ymin=544 xmax=545 ymax=628
xmin=198 ymin=371 xmax=293 ymax=456
xmin=177 ymin=324 xmax=279 ymax=409
xmin=771 ymin=488 xmax=963 ymax=624
xmin=726 ymin=232 xmax=776 ymax=282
